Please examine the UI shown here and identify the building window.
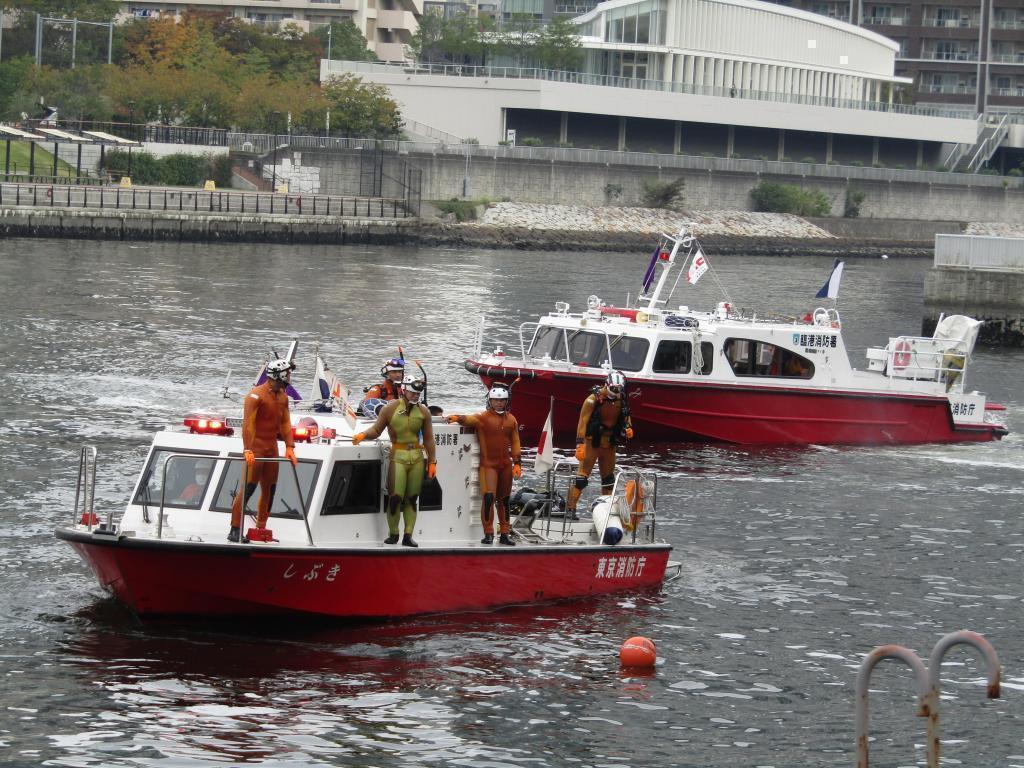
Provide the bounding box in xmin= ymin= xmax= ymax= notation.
xmin=603 ymin=0 xmax=665 ymax=45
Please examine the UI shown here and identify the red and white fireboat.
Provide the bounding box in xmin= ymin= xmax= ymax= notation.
xmin=465 ymin=225 xmax=1008 ymax=447
xmin=56 ymin=350 xmax=673 ymax=619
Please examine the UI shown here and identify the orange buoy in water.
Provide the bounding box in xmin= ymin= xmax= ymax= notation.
xmin=619 ymin=636 xmax=656 ymax=668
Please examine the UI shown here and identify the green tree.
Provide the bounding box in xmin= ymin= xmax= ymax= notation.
xmin=408 ymin=11 xmax=445 ymax=64
xmin=313 ymin=20 xmax=375 ymax=62
xmin=750 ymin=181 xmax=832 ymax=216
xmin=534 ymin=17 xmax=583 ymax=71
xmin=641 ymin=177 xmax=685 ymax=209
xmin=322 ymin=73 xmax=403 ymax=138
xmin=440 ymin=12 xmax=491 ymax=65
xmin=496 ymin=13 xmax=538 ymax=67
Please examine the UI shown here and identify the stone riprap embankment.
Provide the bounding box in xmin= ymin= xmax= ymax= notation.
xmin=964 ymin=222 xmax=1024 ymax=237
xmin=471 ymin=204 xmax=837 ymax=239
xmin=417 ymin=203 xmax=938 ymax=256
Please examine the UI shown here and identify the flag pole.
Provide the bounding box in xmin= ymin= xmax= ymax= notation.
xmin=545 ymin=396 xmax=554 ymax=522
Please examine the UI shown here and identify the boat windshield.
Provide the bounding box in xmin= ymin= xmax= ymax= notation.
xmin=211 ymin=457 xmax=321 ymax=519
xmin=531 ymin=327 xmax=649 ymax=372
xmin=133 ymin=449 xmax=218 ymax=510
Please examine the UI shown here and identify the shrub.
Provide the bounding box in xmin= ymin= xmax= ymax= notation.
xmin=750 ymin=180 xmax=831 ymax=216
xmin=209 ymin=154 xmax=235 ymax=189
xmin=851 ymin=160 xmax=864 ymax=167
xmin=801 ymin=156 xmax=817 ymax=163
xmin=498 ymin=140 xmax=511 ymax=146
xmin=103 ymin=150 xmax=230 ymax=187
xmin=434 ymin=197 xmax=488 ymax=221
xmin=604 ymin=182 xmax=623 ymax=203
xmin=558 ymin=141 xmax=575 ymax=148
xmin=520 ymin=137 xmax=543 ymax=147
xmin=843 ymin=186 xmax=865 ymax=218
xmin=461 ymin=137 xmax=480 ymax=144
xmin=1007 ymin=168 xmax=1022 ymax=177
xmin=641 ymin=177 xmax=685 ymax=209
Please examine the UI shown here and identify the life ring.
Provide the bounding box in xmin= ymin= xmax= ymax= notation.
xmin=623 ymin=479 xmax=646 ymax=531
xmin=812 ymin=307 xmax=830 ymax=327
xmin=892 ymin=340 xmax=912 ymax=370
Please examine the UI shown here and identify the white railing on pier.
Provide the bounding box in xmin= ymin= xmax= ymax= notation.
xmin=935 ymin=234 xmax=1024 ymax=270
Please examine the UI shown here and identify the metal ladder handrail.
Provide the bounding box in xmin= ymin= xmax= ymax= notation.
xmin=72 ymin=445 xmax=99 ymax=531
xmin=158 ymin=453 xmax=314 ymax=546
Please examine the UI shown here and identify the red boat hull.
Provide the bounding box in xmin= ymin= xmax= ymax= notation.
xmin=58 ymin=529 xmax=672 ymax=619
xmin=467 ymin=361 xmax=1006 ymax=446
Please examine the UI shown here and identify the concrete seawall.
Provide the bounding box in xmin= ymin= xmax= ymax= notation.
xmin=0 ymin=208 xmax=415 ymax=245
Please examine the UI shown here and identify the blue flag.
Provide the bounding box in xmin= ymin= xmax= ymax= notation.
xmin=815 ymin=259 xmax=844 ymax=299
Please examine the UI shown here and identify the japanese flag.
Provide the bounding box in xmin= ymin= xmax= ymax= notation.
xmin=534 ymin=407 xmax=554 ymax=475
xmin=687 ymin=248 xmax=709 ymax=285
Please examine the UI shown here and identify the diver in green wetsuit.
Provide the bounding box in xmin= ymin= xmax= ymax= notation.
xmin=352 ymin=379 xmax=437 ymax=547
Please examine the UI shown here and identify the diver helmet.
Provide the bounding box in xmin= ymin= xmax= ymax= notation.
xmin=381 ymin=357 xmax=405 ymax=378
xmin=266 ymin=358 xmax=296 ymax=384
xmin=403 ymin=379 xmax=426 ymax=401
xmin=605 ymin=370 xmax=626 ymax=398
xmin=487 ymin=384 xmax=511 ymax=413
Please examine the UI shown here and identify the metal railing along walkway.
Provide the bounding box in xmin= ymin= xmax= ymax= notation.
xmin=0 ymin=182 xmax=416 ymax=219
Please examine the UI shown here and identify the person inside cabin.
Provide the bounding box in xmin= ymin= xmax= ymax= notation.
xmin=447 ymin=384 xmax=522 ymax=546
xmin=360 ymin=357 xmax=405 ymax=418
xmin=352 ymin=379 xmax=436 ymax=547
xmin=175 ymin=460 xmax=212 ymax=505
xmin=228 ymin=358 xmax=298 ymax=543
xmin=567 ymin=370 xmax=634 ymax=518
xmin=784 ymin=354 xmax=810 ymax=378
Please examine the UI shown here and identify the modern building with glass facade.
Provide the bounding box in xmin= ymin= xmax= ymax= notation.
xmin=327 ymin=0 xmax=995 ymax=167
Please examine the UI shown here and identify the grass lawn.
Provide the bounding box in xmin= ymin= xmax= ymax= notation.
xmin=2 ymin=140 xmax=80 ymax=177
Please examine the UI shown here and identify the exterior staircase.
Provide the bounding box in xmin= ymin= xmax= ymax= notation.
xmin=945 ymin=114 xmax=1011 ymax=173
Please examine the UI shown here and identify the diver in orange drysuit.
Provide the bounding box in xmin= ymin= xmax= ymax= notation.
xmin=448 ymin=385 xmax=522 ymax=545
xmin=364 ymin=357 xmax=405 ymax=401
xmin=228 ymin=358 xmax=298 ymax=542
xmin=567 ymin=370 xmax=634 ymax=517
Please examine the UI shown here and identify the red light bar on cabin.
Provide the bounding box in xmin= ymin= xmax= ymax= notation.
xmin=293 ymin=416 xmax=319 ymax=443
xmin=183 ymin=413 xmax=234 ymax=436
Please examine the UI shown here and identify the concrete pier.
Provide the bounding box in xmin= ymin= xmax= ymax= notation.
xmin=923 ymin=233 xmax=1024 ymax=346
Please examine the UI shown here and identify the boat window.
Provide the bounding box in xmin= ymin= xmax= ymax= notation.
xmin=567 ymin=330 xmax=607 ymax=367
xmin=132 ymin=449 xmax=218 ymax=510
xmin=724 ymin=338 xmax=814 ymax=379
xmin=211 ymin=457 xmax=321 ymax=520
xmin=529 ymin=326 xmax=567 ymax=360
xmin=652 ymin=340 xmax=714 ymax=374
xmin=609 ymin=335 xmax=650 ymax=372
xmin=320 ymin=460 xmax=381 ymax=516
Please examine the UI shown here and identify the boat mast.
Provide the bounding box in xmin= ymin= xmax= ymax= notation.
xmin=643 ymin=224 xmax=691 ymax=311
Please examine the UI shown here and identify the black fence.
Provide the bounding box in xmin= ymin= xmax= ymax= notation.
xmin=0 ymin=182 xmax=417 ymax=219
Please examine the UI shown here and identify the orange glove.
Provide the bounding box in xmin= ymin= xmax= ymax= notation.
xmin=285 ymin=445 xmax=297 ymax=466
xmin=351 ymin=432 xmax=366 ymax=445
xmin=625 ymin=427 xmax=634 ymax=440
xmin=427 ymin=461 xmax=437 ymax=480
xmin=446 ymin=415 xmax=461 ymax=424
xmin=512 ymin=463 xmax=522 ymax=479
xmin=244 ymin=450 xmax=255 ymax=469
xmin=575 ymin=442 xmax=586 ymax=461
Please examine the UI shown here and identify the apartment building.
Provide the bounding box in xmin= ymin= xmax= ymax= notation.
xmin=754 ymin=0 xmax=1024 ymax=116
xmin=117 ymin=0 xmax=422 ymax=62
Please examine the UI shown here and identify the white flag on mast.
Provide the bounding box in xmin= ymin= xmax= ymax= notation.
xmin=534 ymin=407 xmax=554 ymax=475
xmin=687 ymin=248 xmax=709 ymax=285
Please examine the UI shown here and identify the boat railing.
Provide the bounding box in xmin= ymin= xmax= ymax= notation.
xmin=157 ymin=454 xmax=314 ymax=545
xmin=884 ymin=335 xmax=970 ymax=391
xmin=72 ymin=445 xmax=100 ymax=532
xmin=517 ymin=461 xmax=659 ymax=545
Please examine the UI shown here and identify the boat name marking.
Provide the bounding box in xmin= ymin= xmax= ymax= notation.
xmin=282 ymin=563 xmax=340 ymax=581
xmin=596 ymin=555 xmax=646 ymax=579
xmin=951 ymin=401 xmax=977 ymax=416
xmin=793 ymin=333 xmax=837 ymax=349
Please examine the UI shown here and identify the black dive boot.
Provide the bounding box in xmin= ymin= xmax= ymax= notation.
xmin=227 ymin=526 xmax=248 ymax=543
xmin=384 ymin=533 xmax=400 ymax=544
xmin=480 ymin=534 xmax=493 ymax=545
xmin=402 ymin=533 xmax=418 ymax=548
xmin=499 ymin=534 xmax=516 ymax=546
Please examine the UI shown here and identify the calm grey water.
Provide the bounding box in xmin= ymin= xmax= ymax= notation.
xmin=1 ymin=237 xmax=1022 ymax=768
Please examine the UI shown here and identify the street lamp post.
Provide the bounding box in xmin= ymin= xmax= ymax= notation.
xmin=270 ymin=111 xmax=280 ymax=193
xmin=127 ymin=100 xmax=135 ymax=178
xmin=327 ymin=23 xmax=332 ymax=62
